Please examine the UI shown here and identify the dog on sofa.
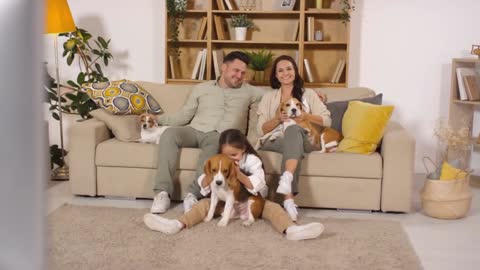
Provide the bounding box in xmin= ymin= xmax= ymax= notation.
xmin=203 ymin=154 xmax=265 ymax=227
xmin=137 ymin=113 xmax=169 ymax=144
xmin=266 ymin=98 xmax=343 ymax=153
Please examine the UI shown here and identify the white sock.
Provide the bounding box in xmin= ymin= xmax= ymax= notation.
xmin=285 ymin=222 xmax=325 ymax=241
xmin=276 ymin=171 xmax=293 ymax=195
xmin=143 ymin=213 xmax=183 ymax=235
xmin=283 ymin=198 xmax=298 ymax=221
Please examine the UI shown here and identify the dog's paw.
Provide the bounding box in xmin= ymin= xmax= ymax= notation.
xmin=217 ymin=219 xmax=228 ymax=227
xmin=203 ymin=216 xmax=213 ymax=222
xmin=242 ymin=219 xmax=254 ymax=227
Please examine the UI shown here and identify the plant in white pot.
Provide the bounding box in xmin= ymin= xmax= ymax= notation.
xmin=230 ymin=14 xmax=254 ymax=41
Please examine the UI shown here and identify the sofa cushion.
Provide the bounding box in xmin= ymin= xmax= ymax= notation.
xmin=90 ymin=109 xmax=140 ymax=142
xmin=326 ymin=94 xmax=383 ymax=133
xmin=136 ymin=82 xmax=192 ymax=115
xmin=82 ymin=80 xmax=162 ymax=114
xmin=96 ymin=139 xmax=382 ymax=179
xmin=338 ymin=101 xmax=394 ymax=154
xmin=259 ymin=151 xmax=383 ymax=178
xmin=96 ymin=138 xmax=201 ymax=170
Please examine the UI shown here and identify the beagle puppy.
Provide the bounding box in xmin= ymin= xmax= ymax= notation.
xmin=138 ymin=113 xmax=169 ymax=144
xmin=203 ymin=154 xmax=265 ymax=227
xmin=277 ymin=98 xmax=343 ymax=153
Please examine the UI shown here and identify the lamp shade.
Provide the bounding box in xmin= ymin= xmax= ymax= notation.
xmin=45 ymin=0 xmax=76 ymax=34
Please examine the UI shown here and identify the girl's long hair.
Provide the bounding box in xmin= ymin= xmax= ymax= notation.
xmin=218 ymin=129 xmax=264 ymax=169
xmin=269 ymin=55 xmax=305 ymax=101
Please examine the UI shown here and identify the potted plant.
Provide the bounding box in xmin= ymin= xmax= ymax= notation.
xmin=244 ymin=49 xmax=274 ymax=83
xmin=230 ymin=14 xmax=254 ymax=41
xmin=167 ymin=0 xmax=187 ymax=60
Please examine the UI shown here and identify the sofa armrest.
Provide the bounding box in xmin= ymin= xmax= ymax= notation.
xmin=69 ymin=118 xmax=111 ymax=196
xmin=380 ymin=121 xmax=416 ymax=212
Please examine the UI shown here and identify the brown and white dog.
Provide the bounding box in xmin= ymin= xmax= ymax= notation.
xmin=138 ymin=113 xmax=169 ymax=144
xmin=275 ymin=98 xmax=343 ymax=153
xmin=203 ymin=154 xmax=265 ymax=227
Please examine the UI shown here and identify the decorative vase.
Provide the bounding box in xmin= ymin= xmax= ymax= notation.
xmin=254 ymin=70 xmax=265 ymax=83
xmin=234 ymin=27 xmax=247 ymax=41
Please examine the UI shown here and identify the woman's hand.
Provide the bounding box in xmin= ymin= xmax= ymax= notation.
xmin=276 ymin=109 xmax=289 ymax=123
xmin=293 ymin=112 xmax=309 ymax=123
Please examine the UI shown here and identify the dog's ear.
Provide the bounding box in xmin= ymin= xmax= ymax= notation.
xmin=298 ymin=101 xmax=303 ymax=111
xmin=203 ymin=159 xmax=213 ymax=186
xmin=139 ymin=115 xmax=145 ymax=123
xmin=226 ymin=160 xmax=239 ymax=190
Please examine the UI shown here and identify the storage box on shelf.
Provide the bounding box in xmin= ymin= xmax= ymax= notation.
xmin=165 ymin=0 xmax=351 ymax=87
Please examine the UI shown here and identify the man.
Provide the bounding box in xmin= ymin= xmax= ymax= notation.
xmin=150 ymin=51 xmax=265 ymax=214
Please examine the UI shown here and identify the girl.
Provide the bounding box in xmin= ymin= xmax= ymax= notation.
xmin=256 ymin=55 xmax=332 ymax=221
xmin=144 ymin=129 xmax=324 ymax=241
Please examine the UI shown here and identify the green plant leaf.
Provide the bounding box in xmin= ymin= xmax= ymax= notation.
xmin=103 ymin=55 xmax=109 ymax=66
xmin=95 ymin=63 xmax=103 ymax=75
xmin=92 ymin=49 xmax=102 ymax=56
xmin=67 ymin=80 xmax=79 ymax=88
xmin=48 ymin=92 xmax=58 ymax=101
xmin=65 ymin=93 xmax=78 ymax=101
xmin=77 ymin=72 xmax=86 ymax=85
xmin=66 ymin=52 xmax=74 ymax=66
xmin=52 ymin=112 xmax=60 ymax=120
xmin=98 ymin=37 xmax=108 ymax=49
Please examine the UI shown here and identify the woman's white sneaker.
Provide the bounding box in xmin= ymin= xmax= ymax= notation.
xmin=286 ymin=222 xmax=324 ymax=240
xmin=276 ymin=171 xmax=293 ymax=195
xmin=143 ymin=213 xmax=183 ymax=234
xmin=150 ymin=191 xmax=170 ymax=214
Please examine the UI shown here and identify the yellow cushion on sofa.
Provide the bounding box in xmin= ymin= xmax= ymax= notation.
xmin=440 ymin=161 xmax=467 ymax=180
xmin=338 ymin=101 xmax=394 ymax=154
xmin=81 ymin=80 xmax=162 ymax=115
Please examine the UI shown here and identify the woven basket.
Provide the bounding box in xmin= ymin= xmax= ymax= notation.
xmin=421 ymin=177 xmax=472 ymax=219
xmin=421 ymin=157 xmax=472 ymax=219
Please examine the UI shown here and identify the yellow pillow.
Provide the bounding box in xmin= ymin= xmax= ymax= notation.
xmin=338 ymin=101 xmax=394 ymax=154
xmin=440 ymin=161 xmax=467 ymax=180
xmin=81 ymin=80 xmax=162 ymax=115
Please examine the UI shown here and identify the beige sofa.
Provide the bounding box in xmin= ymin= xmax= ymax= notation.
xmin=69 ymin=82 xmax=415 ymax=213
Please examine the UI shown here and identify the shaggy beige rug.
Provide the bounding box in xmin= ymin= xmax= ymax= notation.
xmin=48 ymin=205 xmax=422 ymax=270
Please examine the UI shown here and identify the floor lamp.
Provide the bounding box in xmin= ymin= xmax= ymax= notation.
xmin=45 ymin=0 xmax=76 ymax=180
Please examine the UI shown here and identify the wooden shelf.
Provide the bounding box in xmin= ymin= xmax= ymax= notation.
xmin=213 ymin=10 xmax=300 ymax=14
xmin=305 ymin=9 xmax=343 ymax=14
xmin=212 ymin=40 xmax=299 ymax=45
xmin=452 ymin=100 xmax=480 ymax=106
xmin=304 ymin=41 xmax=348 ymax=45
xmin=165 ymin=0 xmax=351 ymax=86
xmin=448 ymin=58 xmax=480 ymax=167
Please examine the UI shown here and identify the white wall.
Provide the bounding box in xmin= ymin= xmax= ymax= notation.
xmin=44 ymin=0 xmax=479 ymax=173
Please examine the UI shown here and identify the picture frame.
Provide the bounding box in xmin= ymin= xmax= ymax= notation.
xmin=268 ymin=0 xmax=296 ymax=11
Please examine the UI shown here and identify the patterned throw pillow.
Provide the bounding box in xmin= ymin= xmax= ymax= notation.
xmin=81 ymin=80 xmax=162 ymax=115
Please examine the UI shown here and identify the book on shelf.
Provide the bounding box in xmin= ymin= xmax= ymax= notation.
xmin=216 ymin=0 xmax=225 ymax=10
xmin=190 ymin=50 xmax=204 ymax=79
xmin=334 ymin=60 xmax=346 ymax=83
xmin=294 ymin=50 xmax=299 ymax=66
xmin=169 ymin=56 xmax=176 ymax=79
xmin=316 ymin=0 xmax=324 ymax=9
xmin=291 ymin=20 xmax=299 ymax=41
xmin=330 ymin=60 xmax=342 ymax=83
xmin=224 ymin=0 xmax=236 ymax=10
xmin=198 ymin=49 xmax=207 ymax=80
xmin=307 ymin=17 xmax=315 ymax=41
xmin=304 ymin=58 xmax=314 ymax=83
xmin=456 ymin=68 xmax=475 ymax=101
xmin=463 ymin=75 xmax=480 ymax=101
xmin=212 ymin=50 xmax=224 ymax=79
xmin=214 ymin=15 xmax=229 ymax=40
xmin=196 ymin=17 xmax=207 ymax=40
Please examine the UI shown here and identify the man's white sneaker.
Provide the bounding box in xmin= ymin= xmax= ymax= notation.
xmin=276 ymin=171 xmax=293 ymax=195
xmin=285 ymin=222 xmax=324 ymax=240
xmin=143 ymin=214 xmax=183 ymax=235
xmin=284 ymin=198 xmax=298 ymax=221
xmin=150 ymin=191 xmax=170 ymax=214
xmin=183 ymin=193 xmax=198 ymax=213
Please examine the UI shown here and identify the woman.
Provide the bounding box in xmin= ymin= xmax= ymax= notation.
xmin=256 ymin=55 xmax=332 ymax=221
